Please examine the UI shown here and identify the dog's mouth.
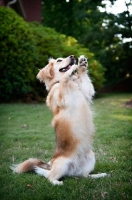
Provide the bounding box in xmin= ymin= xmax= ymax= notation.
xmin=59 ymin=58 xmax=75 ymax=72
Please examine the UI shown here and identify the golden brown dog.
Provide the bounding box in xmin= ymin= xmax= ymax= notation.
xmin=11 ymin=55 xmax=106 ymax=185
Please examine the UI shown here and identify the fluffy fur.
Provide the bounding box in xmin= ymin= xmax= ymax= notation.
xmin=10 ymin=55 xmax=106 ymax=185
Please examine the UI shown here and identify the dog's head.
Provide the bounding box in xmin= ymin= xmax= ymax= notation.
xmin=37 ymin=55 xmax=75 ymax=91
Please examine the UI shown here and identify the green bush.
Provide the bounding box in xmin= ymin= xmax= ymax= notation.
xmin=29 ymin=24 xmax=105 ymax=89
xmin=0 ymin=7 xmax=105 ymax=101
xmin=0 ymin=7 xmax=38 ymax=101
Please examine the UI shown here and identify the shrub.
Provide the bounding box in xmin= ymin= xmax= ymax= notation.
xmin=0 ymin=7 xmax=38 ymax=101
xmin=29 ymin=23 xmax=105 ymax=90
xmin=0 ymin=7 xmax=105 ymax=101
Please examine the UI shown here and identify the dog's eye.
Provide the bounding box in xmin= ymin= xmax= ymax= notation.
xmin=57 ymin=59 xmax=62 ymax=62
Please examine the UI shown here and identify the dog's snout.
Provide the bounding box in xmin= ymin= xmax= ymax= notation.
xmin=69 ymin=55 xmax=75 ymax=64
xmin=69 ymin=55 xmax=74 ymax=59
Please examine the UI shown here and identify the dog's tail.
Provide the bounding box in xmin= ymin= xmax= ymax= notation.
xmin=10 ymin=158 xmax=50 ymax=174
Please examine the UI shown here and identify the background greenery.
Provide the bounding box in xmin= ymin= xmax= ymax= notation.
xmin=0 ymin=7 xmax=105 ymax=101
xmin=0 ymin=2 xmax=131 ymax=199
xmin=0 ymin=1 xmax=132 ymax=101
xmin=42 ymin=0 xmax=132 ymax=86
xmin=0 ymin=93 xmax=132 ymax=199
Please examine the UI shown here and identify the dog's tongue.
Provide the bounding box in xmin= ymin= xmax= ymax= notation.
xmin=67 ymin=65 xmax=71 ymax=69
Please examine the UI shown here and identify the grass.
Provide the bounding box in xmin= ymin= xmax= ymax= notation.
xmin=0 ymin=93 xmax=132 ymax=200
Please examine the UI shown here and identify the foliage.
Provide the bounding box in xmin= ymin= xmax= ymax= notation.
xmin=0 ymin=8 xmax=45 ymax=101
xmin=0 ymin=7 xmax=38 ymax=100
xmin=0 ymin=7 xmax=105 ymax=101
xmin=80 ymin=5 xmax=132 ymax=85
xmin=42 ymin=0 xmax=132 ymax=86
xmin=0 ymin=93 xmax=132 ymax=199
xmin=42 ymin=0 xmax=102 ymax=38
xmin=30 ymin=23 xmax=105 ymax=90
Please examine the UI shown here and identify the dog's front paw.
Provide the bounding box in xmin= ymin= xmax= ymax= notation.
xmin=64 ymin=64 xmax=78 ymax=78
xmin=78 ymin=55 xmax=88 ymax=68
xmin=70 ymin=64 xmax=78 ymax=76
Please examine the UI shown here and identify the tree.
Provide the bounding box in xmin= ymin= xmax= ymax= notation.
xmin=42 ymin=0 xmax=132 ymax=86
xmin=42 ymin=0 xmax=102 ymax=38
xmin=78 ymin=0 xmax=132 ymax=85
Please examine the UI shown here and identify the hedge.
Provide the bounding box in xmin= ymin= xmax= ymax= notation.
xmin=0 ymin=7 xmax=105 ymax=101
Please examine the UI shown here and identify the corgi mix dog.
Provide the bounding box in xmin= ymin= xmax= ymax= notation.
xmin=11 ymin=55 xmax=106 ymax=185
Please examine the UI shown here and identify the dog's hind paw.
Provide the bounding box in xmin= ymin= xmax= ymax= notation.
xmin=89 ymin=173 xmax=107 ymax=178
xmin=51 ymin=180 xmax=63 ymax=186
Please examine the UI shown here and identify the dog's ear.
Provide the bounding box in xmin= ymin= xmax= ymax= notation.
xmin=46 ymin=62 xmax=54 ymax=79
xmin=36 ymin=62 xmax=54 ymax=82
xmin=36 ymin=67 xmax=46 ymax=83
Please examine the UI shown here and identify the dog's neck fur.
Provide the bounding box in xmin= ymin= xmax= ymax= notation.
xmin=48 ymin=81 xmax=59 ymax=92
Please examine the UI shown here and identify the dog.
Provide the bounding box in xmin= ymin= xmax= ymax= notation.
xmin=10 ymin=55 xmax=106 ymax=185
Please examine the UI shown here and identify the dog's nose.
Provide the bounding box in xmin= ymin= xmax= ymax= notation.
xmin=69 ymin=55 xmax=74 ymax=59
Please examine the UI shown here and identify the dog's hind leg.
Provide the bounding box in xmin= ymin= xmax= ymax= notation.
xmin=89 ymin=173 xmax=107 ymax=178
xmin=35 ymin=166 xmax=63 ymax=185
xmin=81 ymin=150 xmax=96 ymax=177
xmin=81 ymin=150 xmax=107 ymax=179
xmin=35 ymin=157 xmax=69 ymax=185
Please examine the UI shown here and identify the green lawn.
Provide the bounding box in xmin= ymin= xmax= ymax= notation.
xmin=0 ymin=93 xmax=132 ymax=200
